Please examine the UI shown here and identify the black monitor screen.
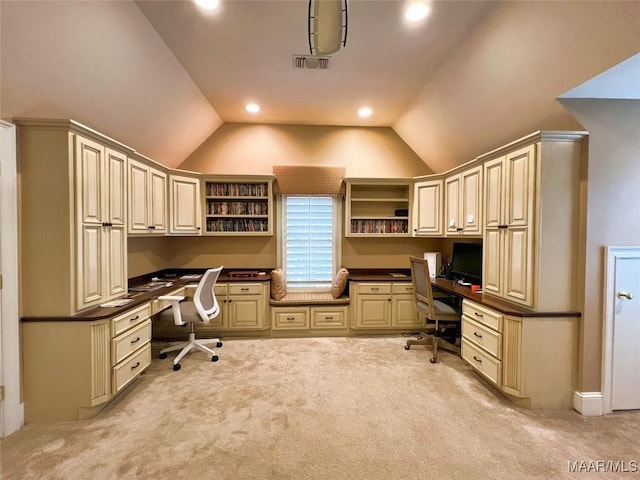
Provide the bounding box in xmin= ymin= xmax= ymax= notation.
xmin=451 ymin=242 xmax=482 ymax=283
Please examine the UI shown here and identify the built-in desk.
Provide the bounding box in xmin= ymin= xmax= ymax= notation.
xmin=430 ymin=278 xmax=580 ymax=410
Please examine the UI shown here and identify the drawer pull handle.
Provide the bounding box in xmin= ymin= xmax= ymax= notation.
xmin=240 ymin=288 xmax=249 ymax=291
xmin=473 ymin=356 xmax=483 ymax=363
xmin=325 ymin=316 xmax=334 ymax=320
xmin=130 ymin=315 xmax=140 ymax=322
xmin=286 ymin=317 xmax=296 ymax=321
xmin=371 ymin=287 xmax=379 ymax=291
xmin=131 ymin=337 xmax=141 ymax=344
xmin=131 ymin=362 xmax=140 ymax=370
xmin=473 ymin=332 xmax=483 ymax=338
xmin=474 ymin=312 xmax=483 ymax=318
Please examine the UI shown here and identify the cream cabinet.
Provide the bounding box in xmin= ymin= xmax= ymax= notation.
xmin=200 ymin=282 xmax=269 ymax=332
xmin=169 ymin=174 xmax=201 ymax=235
xmin=271 ymin=305 xmax=349 ymax=335
xmin=16 ymin=118 xmax=131 ymax=316
xmin=75 ymin=137 xmax=128 ymax=311
xmin=128 ymin=156 xmax=167 ymax=235
xmin=480 ymin=132 xmax=586 ymax=311
xmin=22 ymin=302 xmax=152 ymax=423
xmin=412 ymin=178 xmax=443 ymax=236
xmin=444 ymin=165 xmax=482 ymax=236
xmin=350 ymin=281 xmax=420 ymax=330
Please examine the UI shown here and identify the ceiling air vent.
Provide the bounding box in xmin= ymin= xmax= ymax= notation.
xmin=292 ymin=55 xmax=330 ymax=70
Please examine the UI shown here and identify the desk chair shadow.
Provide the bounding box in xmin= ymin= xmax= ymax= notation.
xmin=157 ymin=267 xmax=224 ymax=371
xmin=405 ymin=256 xmax=461 ymax=363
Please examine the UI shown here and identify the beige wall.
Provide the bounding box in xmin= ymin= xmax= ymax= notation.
xmin=559 ymin=98 xmax=640 ymax=392
xmin=394 ymin=1 xmax=640 ymax=173
xmin=127 ymin=237 xmax=171 ymax=279
xmin=178 ymin=123 xmax=431 ymax=178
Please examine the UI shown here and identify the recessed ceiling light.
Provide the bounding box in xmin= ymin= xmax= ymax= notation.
xmin=194 ymin=0 xmax=220 ymax=10
xmin=358 ymin=107 xmax=373 ymax=118
xmin=246 ymin=103 xmax=261 ymax=113
xmin=405 ymin=2 xmax=431 ymax=22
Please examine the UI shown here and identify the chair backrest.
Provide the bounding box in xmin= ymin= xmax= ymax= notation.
xmin=193 ymin=266 xmax=223 ymax=323
xmin=409 ymin=256 xmax=436 ymax=318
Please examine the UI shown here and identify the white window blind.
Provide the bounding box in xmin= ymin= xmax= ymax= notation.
xmin=284 ymin=196 xmax=335 ymax=288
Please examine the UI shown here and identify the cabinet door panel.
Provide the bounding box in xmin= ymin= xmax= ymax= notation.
xmin=392 ymin=294 xmax=420 ymax=327
xmin=106 ymin=149 xmax=126 ymax=226
xmin=461 ymin=166 xmax=482 ymax=235
xmin=483 ymin=228 xmax=502 ymax=296
xmin=76 ymin=136 xmax=104 ymax=225
xmin=128 ymin=160 xmax=150 ymax=233
xmin=228 ymin=295 xmax=262 ymax=329
xmin=483 ymin=157 xmax=504 ymax=228
xmin=504 ymin=226 xmax=533 ymax=305
xmin=150 ymin=169 xmax=167 ymax=232
xmin=169 ymin=175 xmax=201 ymax=234
xmin=105 ymin=225 xmax=127 ymax=299
xmin=505 ymin=145 xmax=535 ymax=227
xmin=357 ymin=297 xmax=391 ymax=327
xmin=78 ymin=224 xmax=104 ymax=309
xmin=444 ymin=176 xmax=460 ymax=235
xmin=413 ymin=180 xmax=442 ymax=236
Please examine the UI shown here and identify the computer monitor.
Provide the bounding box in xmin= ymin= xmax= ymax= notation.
xmin=450 ymin=242 xmax=482 ymax=284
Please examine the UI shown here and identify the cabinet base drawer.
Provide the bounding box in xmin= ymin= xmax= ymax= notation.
xmin=311 ymin=306 xmax=348 ymax=329
xmin=357 ymin=283 xmax=392 ymax=295
xmin=461 ymin=316 xmax=502 ymax=359
xmin=113 ymin=343 xmax=151 ymax=394
xmin=112 ymin=319 xmax=152 ymax=365
xmin=272 ymin=307 xmax=309 ymax=330
xmin=112 ymin=303 xmax=151 ymax=337
xmin=462 ymin=299 xmax=503 ymax=332
xmin=462 ymin=337 xmax=501 ymax=386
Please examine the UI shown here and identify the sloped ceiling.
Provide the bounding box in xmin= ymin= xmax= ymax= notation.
xmin=1 ymin=1 xmax=638 ymax=172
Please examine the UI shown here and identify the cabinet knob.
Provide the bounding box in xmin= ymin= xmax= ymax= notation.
xmin=617 ymin=291 xmax=634 ymax=300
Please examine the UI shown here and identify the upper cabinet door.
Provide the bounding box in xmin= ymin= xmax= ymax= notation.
xmin=460 ymin=165 xmax=483 ymax=235
xmin=444 ymin=175 xmax=461 ymax=235
xmin=169 ymin=175 xmax=201 ymax=235
xmin=505 ymin=145 xmax=535 ymax=227
xmin=413 ymin=179 xmax=443 ymax=236
xmin=106 ymin=149 xmax=127 ymax=227
xmin=149 ymin=168 xmax=167 ymax=233
xmin=76 ymin=136 xmax=104 ymax=225
xmin=128 ymin=159 xmax=150 ymax=233
xmin=483 ymin=156 xmax=504 ymax=228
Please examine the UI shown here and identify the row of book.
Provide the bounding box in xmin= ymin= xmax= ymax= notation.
xmin=350 ymin=219 xmax=409 ymax=234
xmin=206 ymin=218 xmax=269 ymax=232
xmin=206 ymin=183 xmax=268 ymax=197
xmin=207 ymin=201 xmax=268 ymax=216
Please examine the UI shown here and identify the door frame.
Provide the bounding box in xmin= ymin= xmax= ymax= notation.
xmin=602 ymin=245 xmax=640 ymax=413
xmin=0 ymin=120 xmax=23 ymax=436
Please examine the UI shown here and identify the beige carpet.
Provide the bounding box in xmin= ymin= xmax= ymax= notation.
xmin=2 ymin=336 xmax=639 ymax=480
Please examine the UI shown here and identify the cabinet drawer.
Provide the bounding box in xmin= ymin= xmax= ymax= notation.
xmin=311 ymin=306 xmax=348 ymax=329
xmin=228 ymin=283 xmax=261 ymax=295
xmin=113 ymin=343 xmax=151 ymax=394
xmin=392 ymin=283 xmax=414 ymax=294
xmin=462 ymin=300 xmax=503 ymax=332
xmin=151 ymin=287 xmax=186 ymax=315
xmin=112 ymin=303 xmax=151 ymax=337
xmin=462 ymin=338 xmax=501 ymax=386
xmin=272 ymin=308 xmax=309 ymax=330
xmin=214 ymin=284 xmax=228 ymax=296
xmin=462 ymin=317 xmax=502 ymax=359
xmin=358 ymin=283 xmax=392 ymax=295
xmin=112 ymin=319 xmax=152 ymax=366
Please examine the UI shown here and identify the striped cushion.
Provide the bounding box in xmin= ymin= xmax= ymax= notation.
xmin=269 ymin=292 xmax=350 ymax=306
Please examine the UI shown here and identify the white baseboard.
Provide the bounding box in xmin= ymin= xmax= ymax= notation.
xmin=573 ymin=391 xmax=604 ymax=416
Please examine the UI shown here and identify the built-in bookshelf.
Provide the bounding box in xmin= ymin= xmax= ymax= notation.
xmin=203 ymin=176 xmax=274 ymax=235
xmin=345 ymin=179 xmax=412 ymax=237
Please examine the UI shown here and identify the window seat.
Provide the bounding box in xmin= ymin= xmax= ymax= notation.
xmin=269 ymin=292 xmax=350 ymax=307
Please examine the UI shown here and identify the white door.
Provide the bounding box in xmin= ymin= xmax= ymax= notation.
xmin=611 ymin=253 xmax=640 ymax=410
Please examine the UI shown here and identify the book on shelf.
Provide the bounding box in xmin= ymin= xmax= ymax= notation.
xmin=206 ymin=182 xmax=268 ymax=197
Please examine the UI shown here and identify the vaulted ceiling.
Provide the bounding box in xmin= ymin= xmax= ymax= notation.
xmin=1 ymin=1 xmax=638 ymax=171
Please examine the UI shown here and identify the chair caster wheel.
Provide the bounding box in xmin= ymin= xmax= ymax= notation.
xmin=429 ymin=357 xmax=437 ymax=364
xmin=173 ymin=363 xmax=181 ymax=371
xmin=404 ymin=345 xmax=411 ymax=350
xmin=211 ymin=355 xmax=219 ymax=362
xmin=216 ymin=342 xmax=223 ymax=348
xmin=159 ymin=352 xmax=168 ymax=359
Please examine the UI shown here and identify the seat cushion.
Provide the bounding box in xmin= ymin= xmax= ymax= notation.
xmin=158 ymin=301 xmax=200 ymax=324
xmin=433 ymin=299 xmax=458 ymax=316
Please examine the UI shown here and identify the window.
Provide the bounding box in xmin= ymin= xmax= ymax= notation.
xmin=281 ymin=196 xmax=339 ymax=290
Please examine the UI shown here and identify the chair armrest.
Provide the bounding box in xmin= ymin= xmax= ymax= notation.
xmin=157 ymin=295 xmax=185 ymax=302
xmin=158 ymin=295 xmax=186 ymax=326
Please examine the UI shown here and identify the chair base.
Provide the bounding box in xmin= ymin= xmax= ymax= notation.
xmin=405 ymin=331 xmax=460 ymax=363
xmin=160 ymin=330 xmax=222 ymax=369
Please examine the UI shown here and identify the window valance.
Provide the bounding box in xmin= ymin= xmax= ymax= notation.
xmin=273 ymin=165 xmax=345 ymax=196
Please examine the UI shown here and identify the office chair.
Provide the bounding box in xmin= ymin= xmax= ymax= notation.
xmin=157 ymin=267 xmax=224 ymax=371
xmin=404 ymin=256 xmax=461 ymax=363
